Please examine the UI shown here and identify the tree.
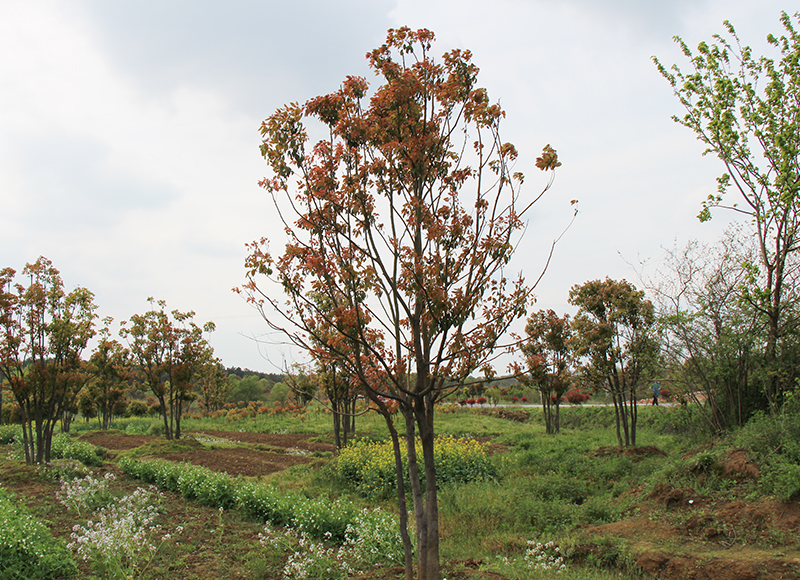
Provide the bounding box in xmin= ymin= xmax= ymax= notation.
xmin=516 ymin=309 xmax=573 ymax=434
xmin=196 ymin=363 xmax=230 ymax=413
xmin=569 ymin=278 xmax=657 ymax=448
xmin=240 ymin=28 xmax=561 ymax=580
xmin=654 ymin=11 xmax=800 ymax=412
xmin=316 ymin=358 xmax=360 ymax=449
xmin=651 ymin=230 xmax=790 ymax=430
xmin=121 ymin=299 xmax=215 ymax=440
xmin=0 ymin=257 xmax=97 ymax=464
xmin=85 ymin=318 xmax=130 ymax=430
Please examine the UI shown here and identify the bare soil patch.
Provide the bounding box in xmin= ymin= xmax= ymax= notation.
xmin=576 ymin=482 xmax=800 ymax=580
xmin=189 ymin=430 xmax=335 ymax=453
xmin=151 ymin=447 xmax=314 ymax=477
xmin=78 ymin=431 xmax=161 ymax=450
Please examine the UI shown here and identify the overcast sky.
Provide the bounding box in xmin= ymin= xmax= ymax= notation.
xmin=0 ymin=1 xmax=789 ymax=372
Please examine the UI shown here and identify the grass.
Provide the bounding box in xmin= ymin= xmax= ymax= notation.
xmin=2 ymin=402 xmax=799 ymax=579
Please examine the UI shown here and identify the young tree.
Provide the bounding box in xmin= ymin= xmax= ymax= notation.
xmin=0 ymin=258 xmax=97 ymax=463
xmin=196 ymin=363 xmax=230 ymax=413
xmin=654 ymin=11 xmax=800 ymax=412
xmin=569 ymin=278 xmax=657 ymax=448
xmin=315 ymin=358 xmax=360 ymax=449
xmin=516 ymin=309 xmax=573 ymax=434
xmin=121 ymin=299 xmax=215 ymax=440
xmin=240 ymin=28 xmax=560 ymax=580
xmin=86 ymin=318 xmax=131 ymax=430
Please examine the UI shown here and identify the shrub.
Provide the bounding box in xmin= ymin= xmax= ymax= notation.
xmin=258 ymin=507 xmax=409 ymax=579
xmin=333 ymin=435 xmax=497 ymax=498
xmin=235 ymin=481 xmax=294 ymax=527
xmin=36 ymin=459 xmax=93 ymax=482
xmin=57 ymin=472 xmax=116 ymax=515
xmin=0 ymin=486 xmax=78 ymax=579
xmin=120 ymin=456 xmax=356 ymax=540
xmin=126 ymin=400 xmax=149 ymax=417
xmin=565 ymin=390 xmax=590 ymax=405
xmin=67 ymin=486 xmax=176 ymax=580
xmin=0 ymin=424 xmax=20 ymax=445
xmin=50 ymin=433 xmax=104 ymax=467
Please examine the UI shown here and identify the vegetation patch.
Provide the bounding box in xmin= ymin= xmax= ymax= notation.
xmin=333 ymin=435 xmax=498 ymax=499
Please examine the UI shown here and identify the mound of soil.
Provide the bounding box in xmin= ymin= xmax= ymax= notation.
xmin=578 ymin=482 xmax=800 ymax=580
xmin=491 ymin=409 xmax=530 ymax=422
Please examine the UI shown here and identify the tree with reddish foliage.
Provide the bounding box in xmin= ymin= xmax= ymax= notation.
xmin=240 ymin=27 xmax=560 ymax=580
xmin=0 ymin=257 xmax=97 ymax=464
xmin=515 ymin=309 xmax=573 ymax=434
xmin=121 ymin=299 xmax=216 ymax=440
xmin=85 ymin=318 xmax=131 ymax=430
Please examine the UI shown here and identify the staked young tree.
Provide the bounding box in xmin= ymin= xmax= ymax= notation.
xmin=569 ymin=278 xmax=657 ymax=449
xmin=654 ymin=11 xmax=800 ymax=412
xmin=0 ymin=257 xmax=97 ymax=463
xmin=240 ymin=28 xmax=561 ymax=580
xmin=121 ymin=299 xmax=215 ymax=440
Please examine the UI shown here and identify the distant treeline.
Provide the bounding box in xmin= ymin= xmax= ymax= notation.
xmin=224 ymin=367 xmax=285 ymax=384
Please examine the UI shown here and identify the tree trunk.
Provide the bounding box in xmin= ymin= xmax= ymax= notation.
xmin=159 ymin=398 xmax=172 ymax=440
xmin=332 ymin=401 xmax=342 ymax=450
xmin=417 ymin=397 xmax=440 ymax=580
xmin=384 ymin=411 xmax=414 ymax=580
xmin=554 ymin=400 xmax=560 ymax=434
xmin=404 ymin=407 xmax=429 ymax=579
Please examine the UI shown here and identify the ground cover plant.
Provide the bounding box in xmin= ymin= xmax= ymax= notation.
xmin=1 ymin=404 xmax=800 ymax=580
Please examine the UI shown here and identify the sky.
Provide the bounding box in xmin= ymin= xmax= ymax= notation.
xmin=0 ymin=0 xmax=790 ymax=373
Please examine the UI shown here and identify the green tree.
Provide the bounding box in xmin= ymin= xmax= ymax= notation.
xmin=267 ymin=382 xmax=289 ymax=406
xmin=653 ymin=232 xmax=773 ymax=431
xmin=227 ymin=373 xmax=268 ymax=404
xmin=241 ymin=28 xmax=560 ymax=580
xmin=569 ymin=278 xmax=657 ymax=448
xmin=0 ymin=257 xmax=97 ymax=464
xmin=196 ymin=363 xmax=230 ymax=413
xmin=654 ymin=11 xmax=800 ymax=412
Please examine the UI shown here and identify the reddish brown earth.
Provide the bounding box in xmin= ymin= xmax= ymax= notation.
xmin=78 ymin=430 xmax=336 ymax=477
xmin=569 ymin=449 xmax=800 ymax=580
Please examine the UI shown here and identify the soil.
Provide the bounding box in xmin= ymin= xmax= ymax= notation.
xmin=569 ymin=450 xmax=800 ymax=580
xmin=78 ymin=429 xmax=336 ymax=477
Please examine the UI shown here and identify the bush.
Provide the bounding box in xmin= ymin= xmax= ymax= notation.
xmin=50 ymin=433 xmax=104 ymax=467
xmin=333 ymin=435 xmax=497 ymax=498
xmin=0 ymin=486 xmax=78 ymax=579
xmin=119 ymin=456 xmax=355 ymax=541
xmin=235 ymin=481 xmax=294 ymax=527
xmin=126 ymin=400 xmax=149 ymax=417
xmin=565 ymin=390 xmax=591 ymax=405
xmin=0 ymin=424 xmax=20 ymax=445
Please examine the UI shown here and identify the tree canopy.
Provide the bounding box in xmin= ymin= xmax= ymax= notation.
xmin=241 ymin=27 xmax=561 ymax=580
xmin=654 ymin=11 xmax=800 ymax=412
